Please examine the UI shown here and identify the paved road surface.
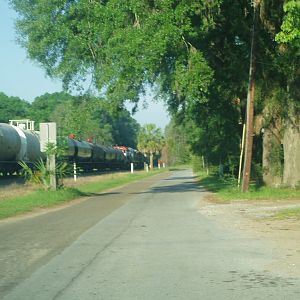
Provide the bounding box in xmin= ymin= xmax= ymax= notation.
xmin=1 ymin=170 xmax=300 ymax=299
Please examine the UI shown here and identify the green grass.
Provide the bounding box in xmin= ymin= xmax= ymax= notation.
xmin=168 ymin=164 xmax=190 ymax=171
xmin=196 ymin=171 xmax=300 ymax=202
xmin=196 ymin=171 xmax=300 ymax=220
xmin=0 ymin=169 xmax=168 ymax=220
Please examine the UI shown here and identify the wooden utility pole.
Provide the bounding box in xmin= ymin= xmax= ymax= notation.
xmin=242 ymin=0 xmax=260 ymax=192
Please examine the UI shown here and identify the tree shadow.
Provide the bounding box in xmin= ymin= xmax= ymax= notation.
xmin=132 ymin=181 xmax=205 ymax=194
xmin=163 ymin=176 xmax=197 ymax=181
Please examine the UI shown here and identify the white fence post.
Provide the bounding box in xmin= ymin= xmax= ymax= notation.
xmin=73 ymin=162 xmax=77 ymax=182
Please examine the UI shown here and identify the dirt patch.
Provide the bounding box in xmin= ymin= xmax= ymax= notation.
xmin=198 ymin=193 xmax=300 ymax=277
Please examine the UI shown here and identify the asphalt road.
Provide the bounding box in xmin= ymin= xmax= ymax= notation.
xmin=1 ymin=169 xmax=300 ymax=299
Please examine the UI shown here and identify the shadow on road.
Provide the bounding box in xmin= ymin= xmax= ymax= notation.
xmin=163 ymin=176 xmax=197 ymax=181
xmin=131 ymin=181 xmax=205 ymax=195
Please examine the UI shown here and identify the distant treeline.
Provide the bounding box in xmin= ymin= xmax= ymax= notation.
xmin=0 ymin=91 xmax=140 ymax=147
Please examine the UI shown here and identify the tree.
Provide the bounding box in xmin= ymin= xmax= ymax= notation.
xmin=0 ymin=92 xmax=30 ymax=123
xmin=164 ymin=119 xmax=190 ymax=166
xmin=51 ymin=94 xmax=140 ymax=147
xmin=253 ymin=0 xmax=300 ymax=187
xmin=51 ymin=97 xmax=114 ymax=144
xmin=137 ymin=124 xmax=164 ymax=169
xmin=10 ymin=0 xmax=220 ymax=104
xmin=97 ymin=104 xmax=140 ymax=148
xmin=29 ymin=92 xmax=73 ymax=124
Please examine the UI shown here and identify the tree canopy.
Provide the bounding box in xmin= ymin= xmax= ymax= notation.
xmin=10 ymin=0 xmax=220 ymax=105
xmin=29 ymin=92 xmax=72 ymax=124
xmin=0 ymin=90 xmax=140 ymax=147
xmin=0 ymin=92 xmax=30 ymax=123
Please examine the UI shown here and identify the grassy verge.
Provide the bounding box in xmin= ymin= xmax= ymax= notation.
xmin=168 ymin=164 xmax=190 ymax=171
xmin=0 ymin=169 xmax=168 ymax=220
xmin=195 ymin=170 xmax=300 ymax=220
xmin=196 ymin=171 xmax=300 ymax=202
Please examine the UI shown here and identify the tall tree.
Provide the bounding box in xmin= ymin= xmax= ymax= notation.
xmin=137 ymin=124 xmax=164 ymax=169
xmin=164 ymin=119 xmax=190 ymax=165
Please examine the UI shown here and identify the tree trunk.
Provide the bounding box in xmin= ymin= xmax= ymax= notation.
xmin=150 ymin=152 xmax=154 ymax=170
xmin=283 ymin=111 xmax=300 ymax=187
xmin=262 ymin=128 xmax=283 ymax=187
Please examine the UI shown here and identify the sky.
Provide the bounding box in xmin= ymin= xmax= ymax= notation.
xmin=0 ymin=1 xmax=170 ymax=129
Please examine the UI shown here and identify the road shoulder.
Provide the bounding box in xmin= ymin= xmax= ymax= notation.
xmin=198 ymin=193 xmax=300 ymax=277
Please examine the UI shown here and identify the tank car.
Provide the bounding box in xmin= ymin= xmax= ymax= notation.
xmin=114 ymin=146 xmax=147 ymax=169
xmin=101 ymin=146 xmax=125 ymax=168
xmin=0 ymin=122 xmax=42 ymax=175
xmin=66 ymin=137 xmax=94 ymax=171
xmin=90 ymin=143 xmax=106 ymax=167
xmin=67 ymin=136 xmax=126 ymax=171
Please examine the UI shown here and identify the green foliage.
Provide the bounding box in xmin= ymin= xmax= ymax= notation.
xmin=26 ymin=91 xmax=139 ymax=147
xmin=19 ymin=158 xmax=69 ymax=190
xmin=0 ymin=92 xmax=30 ymax=122
xmin=19 ymin=143 xmax=70 ymax=190
xmin=137 ymin=124 xmax=164 ymax=154
xmin=268 ymin=138 xmax=284 ymax=177
xmin=109 ymin=109 xmax=140 ymax=147
xmin=191 ymin=156 xmax=204 ymax=173
xmin=51 ymin=96 xmax=114 ymax=144
xmin=165 ymin=118 xmax=191 ymax=165
xmin=276 ymin=0 xmax=300 ymax=49
xmin=137 ymin=123 xmax=164 ymax=168
xmin=251 ymin=162 xmax=264 ymax=187
xmin=29 ymin=92 xmax=72 ymax=123
xmin=195 ymin=171 xmax=300 ymax=202
xmin=19 ymin=159 xmax=51 ymax=187
xmin=51 ymin=95 xmax=139 ymax=146
xmin=10 ymin=0 xmax=221 ymax=104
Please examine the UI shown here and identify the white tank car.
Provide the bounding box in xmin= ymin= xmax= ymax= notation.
xmin=0 ymin=122 xmax=42 ymax=174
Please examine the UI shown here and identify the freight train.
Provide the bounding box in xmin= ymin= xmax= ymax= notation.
xmin=0 ymin=121 xmax=147 ymax=175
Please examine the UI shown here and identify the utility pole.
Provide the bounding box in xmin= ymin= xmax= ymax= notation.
xmin=242 ymin=0 xmax=260 ymax=192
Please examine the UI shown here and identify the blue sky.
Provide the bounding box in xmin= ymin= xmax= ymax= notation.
xmin=0 ymin=1 xmax=170 ymax=129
